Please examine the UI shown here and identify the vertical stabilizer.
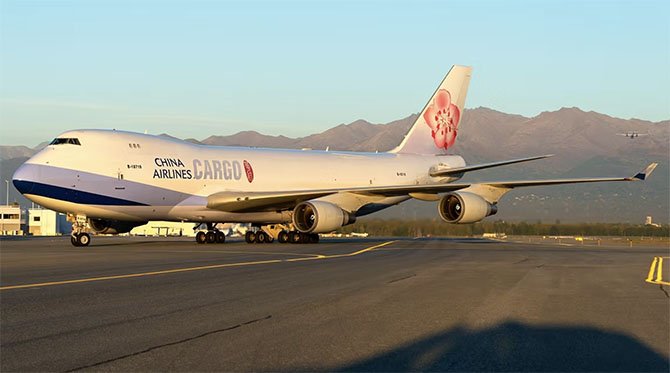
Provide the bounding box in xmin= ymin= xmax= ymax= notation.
xmin=391 ymin=65 xmax=472 ymax=154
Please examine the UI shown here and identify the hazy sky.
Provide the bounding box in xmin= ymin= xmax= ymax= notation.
xmin=1 ymin=0 xmax=668 ymax=146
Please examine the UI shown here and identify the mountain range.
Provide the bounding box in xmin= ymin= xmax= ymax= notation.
xmin=1 ymin=107 xmax=668 ymax=224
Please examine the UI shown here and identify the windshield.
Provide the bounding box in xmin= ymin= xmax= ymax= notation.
xmin=49 ymin=138 xmax=81 ymax=145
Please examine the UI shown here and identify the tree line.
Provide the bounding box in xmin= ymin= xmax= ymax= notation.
xmin=338 ymin=219 xmax=669 ymax=237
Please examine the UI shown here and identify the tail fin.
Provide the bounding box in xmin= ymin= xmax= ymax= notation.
xmin=391 ymin=65 xmax=472 ymax=154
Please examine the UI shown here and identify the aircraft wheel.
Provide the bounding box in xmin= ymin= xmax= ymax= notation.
xmin=289 ymin=231 xmax=302 ymax=244
xmin=256 ymin=231 xmax=267 ymax=243
xmin=266 ymin=235 xmax=274 ymax=243
xmin=245 ymin=231 xmax=256 ymax=244
xmin=278 ymin=231 xmax=289 ymax=243
xmin=205 ymin=231 xmax=216 ymax=244
xmin=215 ymin=231 xmax=226 ymax=244
xmin=310 ymin=234 xmax=320 ymax=244
xmin=71 ymin=234 xmax=80 ymax=247
xmin=78 ymin=233 xmax=91 ymax=247
xmin=195 ymin=231 xmax=207 ymax=244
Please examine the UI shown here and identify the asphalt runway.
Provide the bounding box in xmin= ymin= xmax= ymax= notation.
xmin=1 ymin=236 xmax=668 ymax=372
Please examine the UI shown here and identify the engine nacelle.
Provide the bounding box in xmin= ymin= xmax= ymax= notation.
xmin=293 ymin=201 xmax=356 ymax=233
xmin=88 ymin=219 xmax=147 ymax=235
xmin=438 ymin=192 xmax=497 ymax=224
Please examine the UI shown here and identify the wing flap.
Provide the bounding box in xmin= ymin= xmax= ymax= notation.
xmin=486 ymin=162 xmax=658 ymax=188
xmin=469 ymin=162 xmax=659 ymax=202
xmin=207 ymin=191 xmax=335 ymax=212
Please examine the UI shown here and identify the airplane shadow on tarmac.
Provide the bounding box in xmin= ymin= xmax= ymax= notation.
xmin=336 ymin=321 xmax=669 ymax=372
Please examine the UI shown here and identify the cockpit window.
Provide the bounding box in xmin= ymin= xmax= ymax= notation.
xmin=49 ymin=138 xmax=81 ymax=145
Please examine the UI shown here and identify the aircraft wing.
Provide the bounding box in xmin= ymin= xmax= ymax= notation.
xmin=617 ymin=133 xmax=649 ymax=136
xmin=443 ymin=162 xmax=658 ymax=203
xmin=206 ymin=163 xmax=657 ymax=212
xmin=206 ymin=183 xmax=474 ymax=212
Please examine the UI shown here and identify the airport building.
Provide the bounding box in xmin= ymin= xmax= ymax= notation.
xmin=130 ymin=221 xmax=198 ymax=237
xmin=645 ymin=216 xmax=661 ymax=228
xmin=28 ymin=208 xmax=71 ymax=236
xmin=0 ymin=205 xmax=24 ymax=235
xmin=129 ymin=222 xmax=248 ymax=237
xmin=3 ymin=205 xmax=250 ymax=237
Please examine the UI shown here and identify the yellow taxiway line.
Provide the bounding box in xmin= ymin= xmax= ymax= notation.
xmin=645 ymin=256 xmax=670 ymax=286
xmin=285 ymin=240 xmax=394 ymax=262
xmin=0 ymin=241 xmax=395 ymax=291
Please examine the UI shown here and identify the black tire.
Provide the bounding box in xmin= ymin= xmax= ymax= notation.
xmin=205 ymin=231 xmax=216 ymax=244
xmin=256 ymin=231 xmax=267 ymax=243
xmin=71 ymin=234 xmax=80 ymax=247
xmin=78 ymin=233 xmax=91 ymax=247
xmin=300 ymin=232 xmax=310 ymax=244
xmin=289 ymin=231 xmax=302 ymax=244
xmin=266 ymin=235 xmax=274 ymax=243
xmin=304 ymin=233 xmax=313 ymax=244
xmin=196 ymin=231 xmax=207 ymax=244
xmin=278 ymin=231 xmax=289 ymax=243
xmin=310 ymin=234 xmax=320 ymax=244
xmin=215 ymin=231 xmax=226 ymax=244
xmin=245 ymin=231 xmax=256 ymax=244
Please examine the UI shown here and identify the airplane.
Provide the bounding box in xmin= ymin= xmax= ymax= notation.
xmin=12 ymin=65 xmax=658 ymax=247
xmin=617 ymin=131 xmax=649 ymax=139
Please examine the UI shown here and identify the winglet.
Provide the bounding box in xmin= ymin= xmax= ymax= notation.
xmin=630 ymin=163 xmax=658 ymax=181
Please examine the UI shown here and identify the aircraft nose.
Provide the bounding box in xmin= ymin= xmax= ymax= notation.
xmin=12 ymin=163 xmax=39 ymax=195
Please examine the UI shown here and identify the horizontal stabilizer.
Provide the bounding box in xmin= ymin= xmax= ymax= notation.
xmin=430 ymin=154 xmax=553 ymax=177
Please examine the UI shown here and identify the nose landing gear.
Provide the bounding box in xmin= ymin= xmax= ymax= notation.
xmin=68 ymin=214 xmax=92 ymax=247
xmin=71 ymin=232 xmax=91 ymax=247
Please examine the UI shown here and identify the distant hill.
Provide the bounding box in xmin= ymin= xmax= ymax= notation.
xmin=201 ymin=131 xmax=297 ymax=148
xmin=2 ymin=107 xmax=668 ymax=223
xmin=0 ymin=145 xmax=35 ymax=160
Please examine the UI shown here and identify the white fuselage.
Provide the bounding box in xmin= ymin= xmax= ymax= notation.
xmin=13 ymin=130 xmax=465 ymax=224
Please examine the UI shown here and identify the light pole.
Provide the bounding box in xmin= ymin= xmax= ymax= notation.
xmin=4 ymin=180 xmax=8 ymax=205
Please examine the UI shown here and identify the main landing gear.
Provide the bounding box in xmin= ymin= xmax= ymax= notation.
xmin=283 ymin=231 xmax=319 ymax=244
xmin=194 ymin=223 xmax=320 ymax=245
xmin=246 ymin=229 xmax=319 ymax=244
xmin=195 ymin=223 xmax=226 ymax=244
xmin=244 ymin=230 xmax=274 ymax=244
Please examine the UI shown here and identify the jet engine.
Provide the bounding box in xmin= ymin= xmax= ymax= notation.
xmin=293 ymin=201 xmax=356 ymax=233
xmin=438 ymin=192 xmax=497 ymax=224
xmin=88 ymin=219 xmax=147 ymax=235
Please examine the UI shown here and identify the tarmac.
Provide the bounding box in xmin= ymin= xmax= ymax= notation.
xmin=1 ymin=236 xmax=668 ymax=371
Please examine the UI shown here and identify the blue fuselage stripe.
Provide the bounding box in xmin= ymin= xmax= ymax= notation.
xmin=13 ymin=180 xmax=148 ymax=206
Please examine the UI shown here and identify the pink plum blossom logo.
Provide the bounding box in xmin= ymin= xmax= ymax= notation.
xmin=423 ymin=89 xmax=461 ymax=150
xmin=243 ymin=160 xmax=254 ymax=183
